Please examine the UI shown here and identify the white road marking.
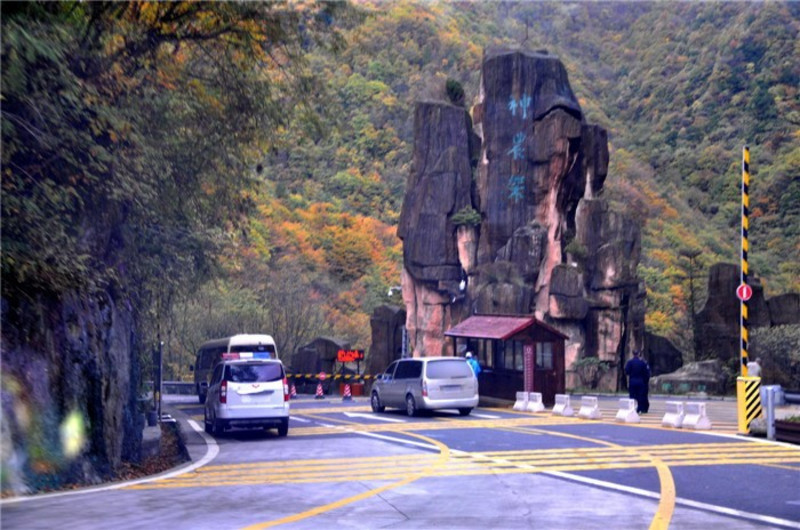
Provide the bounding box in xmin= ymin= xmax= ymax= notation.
xmin=344 ymin=412 xmax=406 ymax=423
xmin=0 ymin=419 xmax=220 ymax=504
xmin=471 ymin=413 xmax=501 ymax=419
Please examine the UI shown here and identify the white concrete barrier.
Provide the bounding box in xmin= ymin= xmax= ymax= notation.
xmin=683 ymin=402 xmax=712 ymax=430
xmin=552 ymin=394 xmax=574 ymax=417
xmin=526 ymin=392 xmax=545 ymax=413
xmin=578 ymin=396 xmax=602 ymax=420
xmin=512 ymin=391 xmax=528 ymax=411
xmin=615 ymin=398 xmax=640 ymax=423
xmin=662 ymin=401 xmax=685 ymax=428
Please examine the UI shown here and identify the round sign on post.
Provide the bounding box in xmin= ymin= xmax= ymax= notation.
xmin=736 ymin=283 xmax=752 ymax=302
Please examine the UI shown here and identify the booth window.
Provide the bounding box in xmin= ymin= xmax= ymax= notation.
xmin=473 ymin=339 xmax=493 ymax=369
xmin=504 ymin=340 xmax=525 ymax=372
xmin=536 ymin=342 xmax=554 ymax=369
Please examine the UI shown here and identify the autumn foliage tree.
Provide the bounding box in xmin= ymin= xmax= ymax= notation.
xmin=1 ymin=1 xmax=352 ymax=487
xmin=2 ymin=0 xmax=350 ymax=351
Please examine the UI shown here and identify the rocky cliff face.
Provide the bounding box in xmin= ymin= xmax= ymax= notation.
xmin=397 ymin=48 xmax=645 ymax=391
xmin=1 ymin=288 xmax=141 ymax=493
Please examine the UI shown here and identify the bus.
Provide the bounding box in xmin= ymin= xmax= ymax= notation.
xmin=192 ymin=334 xmax=278 ymax=404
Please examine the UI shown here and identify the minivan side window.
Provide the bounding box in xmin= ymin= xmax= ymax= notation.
xmin=426 ymin=359 xmax=473 ymax=379
xmin=395 ymin=360 xmax=422 ymax=379
xmin=384 ymin=362 xmax=398 ymax=380
xmin=199 ymin=349 xmax=214 ymax=370
xmin=199 ymin=346 xmax=226 ymax=370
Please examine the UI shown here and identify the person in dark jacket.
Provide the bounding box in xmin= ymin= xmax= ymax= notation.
xmin=625 ymin=350 xmax=651 ymax=413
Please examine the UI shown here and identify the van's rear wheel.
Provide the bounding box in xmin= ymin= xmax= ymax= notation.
xmin=405 ymin=394 xmax=417 ymax=417
xmin=211 ymin=416 xmax=224 ymax=436
xmin=277 ymin=419 xmax=289 ymax=437
xmin=458 ymin=408 xmax=472 ymax=416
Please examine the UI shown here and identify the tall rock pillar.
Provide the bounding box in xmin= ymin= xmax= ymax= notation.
xmin=397 ymin=102 xmax=479 ymax=357
xmin=398 ymin=48 xmax=645 ymax=391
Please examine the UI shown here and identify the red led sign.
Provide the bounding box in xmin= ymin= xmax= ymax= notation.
xmin=337 ymin=349 xmax=365 ymax=362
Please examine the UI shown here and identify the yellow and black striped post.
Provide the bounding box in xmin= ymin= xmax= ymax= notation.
xmin=740 ymin=145 xmax=750 ymax=377
xmin=737 ymin=377 xmax=762 ymax=434
xmin=736 ymin=145 xmax=761 ymax=434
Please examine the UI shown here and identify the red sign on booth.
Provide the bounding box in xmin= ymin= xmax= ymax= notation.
xmin=736 ymin=283 xmax=753 ymax=302
xmin=337 ymin=349 xmax=365 ymax=362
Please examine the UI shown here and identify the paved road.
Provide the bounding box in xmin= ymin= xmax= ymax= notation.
xmin=2 ymin=394 xmax=798 ymax=529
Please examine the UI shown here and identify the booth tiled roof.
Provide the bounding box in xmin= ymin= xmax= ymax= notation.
xmin=445 ymin=314 xmax=567 ymax=340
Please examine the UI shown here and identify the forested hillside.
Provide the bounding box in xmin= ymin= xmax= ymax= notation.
xmin=4 ymin=1 xmax=798 ymax=378
xmin=248 ymin=1 xmax=799 ymax=363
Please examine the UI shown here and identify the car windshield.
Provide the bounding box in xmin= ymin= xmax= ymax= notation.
xmin=425 ymin=359 xmax=473 ymax=379
xmin=226 ymin=363 xmax=283 ymax=383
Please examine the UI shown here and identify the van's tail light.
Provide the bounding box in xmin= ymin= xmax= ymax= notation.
xmin=220 ymin=380 xmax=228 ymax=404
xmin=422 ymin=380 xmax=428 ymax=397
xmin=283 ymin=377 xmax=289 ymax=402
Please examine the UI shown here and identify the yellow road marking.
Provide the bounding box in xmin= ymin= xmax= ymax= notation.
xmin=240 ymin=430 xmax=452 ymax=529
xmin=160 ymin=404 xmax=794 ymax=528
xmin=187 ymin=405 xmax=739 ymax=434
xmin=127 ymin=442 xmax=799 ymax=488
xmin=503 ymin=426 xmax=676 ymax=530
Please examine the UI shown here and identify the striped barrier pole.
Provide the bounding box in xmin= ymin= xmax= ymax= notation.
xmin=741 ymin=145 xmax=750 ymax=377
xmin=736 ymin=145 xmax=762 ymax=434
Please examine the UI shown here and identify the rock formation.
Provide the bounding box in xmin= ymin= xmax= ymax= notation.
xmin=1 ymin=289 xmax=142 ymax=492
xmin=366 ymin=305 xmax=407 ymax=376
xmin=397 ymin=48 xmax=645 ymax=391
xmin=644 ymin=331 xmax=684 ymax=376
xmin=649 ymin=359 xmax=728 ymax=395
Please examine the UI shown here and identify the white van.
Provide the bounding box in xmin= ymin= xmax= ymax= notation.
xmin=192 ymin=334 xmax=278 ymax=404
xmin=204 ymin=356 xmax=289 ymax=437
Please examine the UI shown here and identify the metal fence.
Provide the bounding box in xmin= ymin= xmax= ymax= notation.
xmin=144 ymin=381 xmax=195 ymax=395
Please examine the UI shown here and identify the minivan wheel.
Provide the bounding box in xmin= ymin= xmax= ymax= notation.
xmin=371 ymin=392 xmax=385 ymax=413
xmin=203 ymin=410 xmax=212 ymax=434
xmin=212 ymin=416 xmax=224 ymax=436
xmin=277 ymin=418 xmax=289 ymax=437
xmin=458 ymin=408 xmax=472 ymax=416
xmin=405 ymin=394 xmax=417 ymax=417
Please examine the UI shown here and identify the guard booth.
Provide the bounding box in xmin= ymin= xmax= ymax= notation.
xmin=445 ymin=314 xmax=567 ymax=405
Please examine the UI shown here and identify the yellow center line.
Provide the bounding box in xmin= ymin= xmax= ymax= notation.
xmin=292 ymin=411 xmax=677 ymax=529
xmin=169 ymin=406 xmax=794 ymax=528
xmin=511 ymin=426 xmax=676 ymax=530
xmin=239 ymin=424 xmax=452 ymax=529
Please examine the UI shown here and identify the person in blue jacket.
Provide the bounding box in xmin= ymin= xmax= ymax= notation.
xmin=625 ymin=350 xmax=650 ymax=413
xmin=465 ymin=351 xmax=481 ymax=377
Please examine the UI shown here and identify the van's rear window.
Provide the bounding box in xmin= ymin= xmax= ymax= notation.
xmin=226 ymin=363 xmax=283 ymax=383
xmin=426 ymin=360 xmax=473 ymax=379
xmin=231 ymin=344 xmax=276 ymax=355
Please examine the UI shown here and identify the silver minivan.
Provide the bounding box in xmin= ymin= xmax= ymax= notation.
xmin=371 ymin=357 xmax=479 ymax=417
xmin=203 ymin=354 xmax=290 ymax=436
